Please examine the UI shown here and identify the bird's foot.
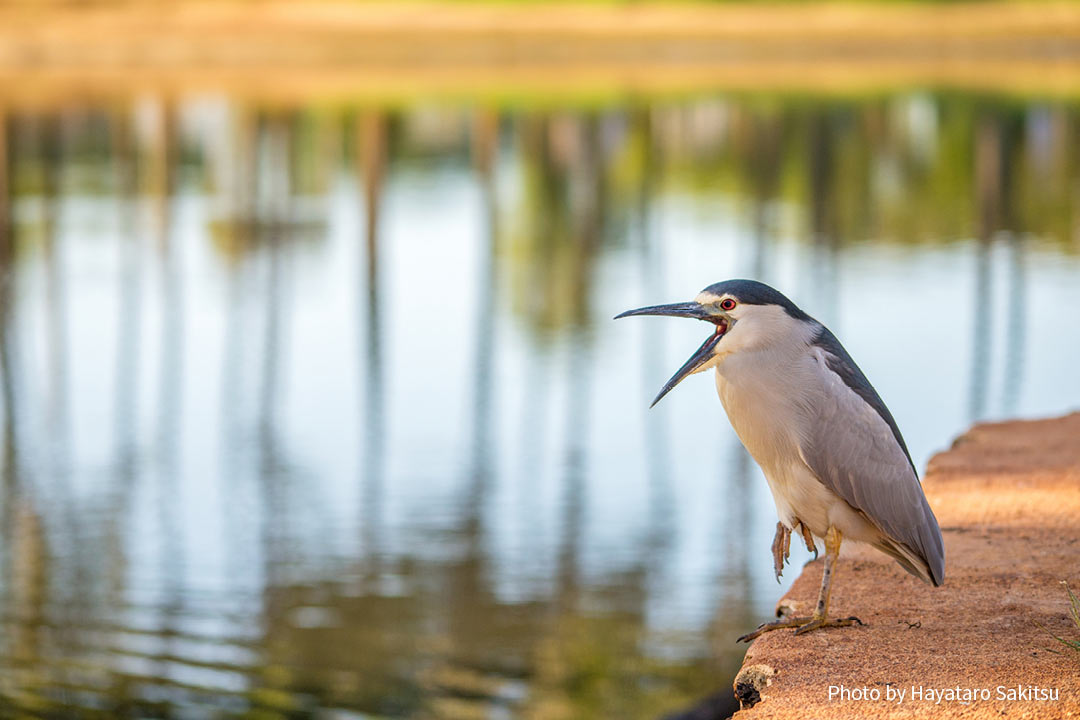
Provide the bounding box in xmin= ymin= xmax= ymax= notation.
xmin=738 ymin=615 xmax=809 ymax=643
xmin=737 ymin=614 xmax=863 ymax=643
xmin=772 ymin=521 xmax=818 ymax=581
xmin=771 ymin=522 xmax=791 ymax=582
xmin=792 ymin=614 xmax=863 ymax=636
xmin=798 ymin=521 xmax=818 ymax=559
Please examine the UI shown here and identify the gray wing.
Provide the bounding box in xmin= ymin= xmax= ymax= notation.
xmin=800 ymin=328 xmax=945 ymax=586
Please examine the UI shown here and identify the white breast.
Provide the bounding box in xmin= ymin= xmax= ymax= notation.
xmin=713 ymin=334 xmax=881 ymax=544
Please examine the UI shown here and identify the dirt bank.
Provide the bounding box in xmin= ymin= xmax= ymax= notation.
xmin=733 ymin=413 xmax=1080 ymax=718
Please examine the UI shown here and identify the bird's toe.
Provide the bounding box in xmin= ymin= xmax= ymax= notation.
xmin=792 ymin=615 xmax=864 ymax=636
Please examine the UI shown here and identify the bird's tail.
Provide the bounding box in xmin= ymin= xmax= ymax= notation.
xmin=872 ymin=536 xmax=939 ymax=586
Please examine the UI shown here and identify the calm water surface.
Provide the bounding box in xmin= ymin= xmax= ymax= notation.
xmin=0 ymin=94 xmax=1078 ymax=718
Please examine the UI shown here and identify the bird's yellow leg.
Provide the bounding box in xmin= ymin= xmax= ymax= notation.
xmin=792 ymin=527 xmax=862 ymax=635
xmin=738 ymin=526 xmax=863 ymax=643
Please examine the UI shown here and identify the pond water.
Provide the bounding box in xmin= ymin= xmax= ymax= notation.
xmin=0 ymin=93 xmax=1078 ymax=718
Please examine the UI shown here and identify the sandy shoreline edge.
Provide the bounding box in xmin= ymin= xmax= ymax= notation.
xmin=731 ymin=412 xmax=1080 ymax=718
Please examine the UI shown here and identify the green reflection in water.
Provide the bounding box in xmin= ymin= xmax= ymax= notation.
xmin=0 ymin=91 xmax=1077 ymax=719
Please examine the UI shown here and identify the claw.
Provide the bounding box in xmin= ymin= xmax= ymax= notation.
xmin=792 ymin=615 xmax=863 ymax=636
xmin=737 ymin=615 xmax=864 ymax=643
xmin=737 ymin=615 xmax=810 ymax=643
xmin=798 ymin=521 xmax=818 ymax=559
xmin=771 ymin=522 xmax=791 ymax=582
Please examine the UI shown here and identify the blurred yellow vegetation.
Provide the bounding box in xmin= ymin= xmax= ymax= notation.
xmin=2 ymin=1 xmax=1080 ymax=106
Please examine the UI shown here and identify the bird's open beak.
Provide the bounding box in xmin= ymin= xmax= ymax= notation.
xmin=614 ymin=301 xmax=730 ymax=407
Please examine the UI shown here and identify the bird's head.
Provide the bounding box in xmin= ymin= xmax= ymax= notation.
xmin=615 ymin=279 xmax=812 ymax=407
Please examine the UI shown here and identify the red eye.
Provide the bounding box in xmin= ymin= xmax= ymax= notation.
xmin=720 ymin=298 xmax=737 ymax=311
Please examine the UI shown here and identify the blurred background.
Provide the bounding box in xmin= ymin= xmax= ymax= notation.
xmin=1 ymin=1 xmax=1080 ymax=718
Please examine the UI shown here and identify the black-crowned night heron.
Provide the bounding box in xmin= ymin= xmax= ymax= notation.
xmin=616 ymin=279 xmax=944 ymax=641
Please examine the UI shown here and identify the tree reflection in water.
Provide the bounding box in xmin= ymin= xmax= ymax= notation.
xmin=0 ymin=93 xmax=1077 ymax=718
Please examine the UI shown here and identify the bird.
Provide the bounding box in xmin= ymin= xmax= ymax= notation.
xmin=615 ymin=279 xmax=944 ymax=641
